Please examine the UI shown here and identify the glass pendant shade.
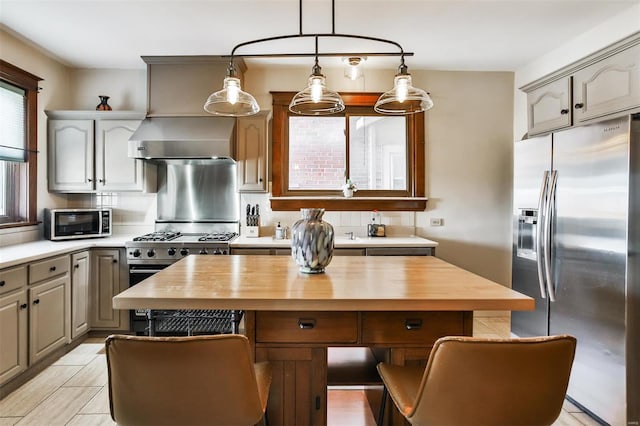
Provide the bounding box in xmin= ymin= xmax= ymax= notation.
xmin=289 ymin=64 xmax=345 ymax=115
xmin=374 ymin=73 xmax=433 ymax=115
xmin=204 ymin=76 xmax=259 ymax=116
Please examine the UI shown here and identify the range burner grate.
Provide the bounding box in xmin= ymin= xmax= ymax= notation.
xmin=133 ymin=231 xmax=182 ymax=242
xmin=198 ymin=232 xmax=238 ymax=242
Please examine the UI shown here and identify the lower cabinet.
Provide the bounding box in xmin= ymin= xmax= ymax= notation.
xmin=90 ymin=248 xmax=128 ymax=330
xmin=29 ymin=275 xmax=70 ymax=365
xmin=71 ymin=251 xmax=90 ymax=339
xmin=0 ymin=288 xmax=28 ymax=385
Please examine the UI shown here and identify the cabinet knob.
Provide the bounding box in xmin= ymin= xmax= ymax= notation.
xmin=112 ymin=259 xmax=118 ymax=264
xmin=0 ymin=280 xmax=5 ymax=287
xmin=298 ymin=319 xmax=316 ymax=329
xmin=405 ymin=318 xmax=423 ymax=330
xmin=560 ymin=108 xmax=569 ymax=115
xmin=49 ymin=266 xmax=56 ymax=272
xmin=98 ymin=179 xmax=104 ymax=183
xmin=574 ymin=103 xmax=584 ymax=109
xmin=33 ymin=299 xmax=40 ymax=305
xmin=259 ymin=178 xmax=263 ymax=182
xmin=20 ymin=303 xmax=28 ymax=310
xmin=74 ymin=264 xmax=80 ymax=269
xmin=88 ymin=178 xmax=93 ymax=182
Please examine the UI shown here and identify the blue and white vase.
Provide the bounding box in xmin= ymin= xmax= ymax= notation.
xmin=291 ymin=208 xmax=334 ymax=274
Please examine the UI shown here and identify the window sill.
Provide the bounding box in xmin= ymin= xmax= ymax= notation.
xmin=269 ymin=197 xmax=427 ymax=212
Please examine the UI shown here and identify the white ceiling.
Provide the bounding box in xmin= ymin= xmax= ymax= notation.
xmin=0 ymin=0 xmax=638 ymax=71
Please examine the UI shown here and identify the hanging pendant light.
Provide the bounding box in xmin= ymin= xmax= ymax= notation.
xmin=374 ymin=58 xmax=433 ymax=115
xmin=204 ymin=63 xmax=260 ymax=116
xmin=289 ymin=44 xmax=345 ymax=116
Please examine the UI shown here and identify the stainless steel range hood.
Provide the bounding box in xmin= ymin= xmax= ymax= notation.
xmin=128 ymin=116 xmax=236 ymax=161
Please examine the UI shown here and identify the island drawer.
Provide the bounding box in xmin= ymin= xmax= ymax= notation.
xmin=0 ymin=265 xmax=27 ymax=295
xmin=361 ymin=312 xmax=465 ymax=345
xmin=28 ymin=255 xmax=69 ymax=284
xmin=256 ymin=311 xmax=358 ymax=343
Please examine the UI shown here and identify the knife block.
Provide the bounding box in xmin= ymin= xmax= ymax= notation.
xmin=246 ymin=225 xmax=259 ymax=237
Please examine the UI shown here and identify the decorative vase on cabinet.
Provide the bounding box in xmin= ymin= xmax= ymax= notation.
xmin=291 ymin=208 xmax=334 ymax=274
xmin=96 ymin=95 xmax=112 ymax=111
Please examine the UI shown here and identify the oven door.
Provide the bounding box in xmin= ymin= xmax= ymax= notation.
xmin=128 ymin=264 xmax=171 ymax=334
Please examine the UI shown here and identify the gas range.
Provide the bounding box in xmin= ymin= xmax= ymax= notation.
xmin=126 ymin=228 xmax=238 ymax=264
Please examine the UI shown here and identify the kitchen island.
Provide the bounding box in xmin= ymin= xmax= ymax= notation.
xmin=113 ymin=255 xmax=533 ymax=425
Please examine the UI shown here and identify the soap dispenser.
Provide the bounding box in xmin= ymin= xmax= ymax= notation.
xmin=275 ymin=222 xmax=285 ymax=240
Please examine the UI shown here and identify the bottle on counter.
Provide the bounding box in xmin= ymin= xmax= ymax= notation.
xmin=275 ymin=222 xmax=285 ymax=240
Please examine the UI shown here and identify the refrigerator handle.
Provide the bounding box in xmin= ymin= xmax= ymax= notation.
xmin=544 ymin=170 xmax=559 ymax=302
xmin=536 ymin=171 xmax=549 ymax=299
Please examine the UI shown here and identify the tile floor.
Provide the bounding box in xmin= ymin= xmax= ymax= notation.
xmin=0 ymin=317 xmax=601 ymax=425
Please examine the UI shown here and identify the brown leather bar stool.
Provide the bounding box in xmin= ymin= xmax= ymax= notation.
xmin=106 ymin=334 xmax=271 ymax=426
xmin=377 ymin=335 xmax=576 ymax=426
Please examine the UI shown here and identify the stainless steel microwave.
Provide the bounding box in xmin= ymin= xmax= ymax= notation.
xmin=44 ymin=208 xmax=112 ymax=241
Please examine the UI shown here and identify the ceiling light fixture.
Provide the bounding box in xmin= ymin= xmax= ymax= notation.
xmin=204 ymin=0 xmax=433 ymax=117
xmin=374 ymin=58 xmax=434 ymax=115
xmin=343 ymin=56 xmax=366 ymax=80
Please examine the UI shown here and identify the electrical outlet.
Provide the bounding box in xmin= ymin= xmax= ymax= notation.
xmin=430 ymin=218 xmax=443 ymax=227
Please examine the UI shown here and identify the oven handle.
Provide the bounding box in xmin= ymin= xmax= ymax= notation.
xmin=129 ymin=268 xmax=166 ymax=274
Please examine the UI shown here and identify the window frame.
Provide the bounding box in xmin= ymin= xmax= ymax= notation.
xmin=270 ymin=92 xmax=426 ymax=211
xmin=0 ymin=60 xmax=41 ymax=228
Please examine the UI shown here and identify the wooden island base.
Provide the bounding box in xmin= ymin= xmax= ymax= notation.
xmin=113 ymin=255 xmax=533 ymax=425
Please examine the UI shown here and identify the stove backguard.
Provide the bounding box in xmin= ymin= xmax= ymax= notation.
xmin=157 ymin=160 xmax=239 ymax=222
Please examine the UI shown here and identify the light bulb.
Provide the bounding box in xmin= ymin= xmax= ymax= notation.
xmin=225 ymin=78 xmax=240 ymax=105
xmin=310 ymin=76 xmax=323 ymax=103
xmin=396 ymin=76 xmax=409 ymax=103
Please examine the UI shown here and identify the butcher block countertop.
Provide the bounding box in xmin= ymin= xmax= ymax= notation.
xmin=113 ymin=255 xmax=533 ymax=312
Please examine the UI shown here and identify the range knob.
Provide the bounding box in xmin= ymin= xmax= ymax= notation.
xmin=167 ymin=247 xmax=177 ymax=256
xmin=146 ymin=249 xmax=155 ymax=258
xmin=199 ymin=248 xmax=208 ymax=255
xmin=132 ymin=249 xmax=141 ymax=258
xmin=180 ymin=248 xmax=189 ymax=256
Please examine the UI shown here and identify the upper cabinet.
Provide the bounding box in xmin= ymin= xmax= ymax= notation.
xmin=46 ymin=111 xmax=156 ymax=193
xmin=522 ymin=33 xmax=640 ymax=137
xmin=237 ymin=111 xmax=271 ymax=193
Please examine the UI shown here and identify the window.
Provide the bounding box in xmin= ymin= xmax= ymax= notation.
xmin=271 ymin=92 xmax=426 ymax=211
xmin=0 ymin=60 xmax=41 ymax=228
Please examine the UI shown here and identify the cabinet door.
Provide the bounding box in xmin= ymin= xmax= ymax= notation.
xmin=90 ymin=249 xmax=121 ymax=328
xmin=48 ymin=119 xmax=94 ymax=191
xmin=95 ymin=120 xmax=145 ymax=191
xmin=573 ymin=43 xmax=640 ymax=123
xmin=0 ymin=289 xmax=28 ymax=385
xmin=29 ymin=275 xmax=70 ymax=364
xmin=71 ymin=252 xmax=90 ymax=339
xmin=256 ymin=347 xmax=327 ymax=426
xmin=237 ymin=114 xmax=269 ymax=192
xmin=526 ymin=77 xmax=572 ymax=136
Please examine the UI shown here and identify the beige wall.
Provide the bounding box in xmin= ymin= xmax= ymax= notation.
xmin=68 ymin=68 xmax=146 ymax=112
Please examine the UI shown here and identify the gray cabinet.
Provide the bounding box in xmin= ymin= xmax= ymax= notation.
xmin=90 ymin=248 xmax=128 ymax=330
xmin=522 ymin=33 xmax=640 ymax=136
xmin=71 ymin=251 xmax=90 ymax=339
xmin=573 ymin=43 xmax=640 ymax=123
xmin=237 ymin=111 xmax=270 ymax=192
xmin=28 ymin=255 xmax=71 ymax=365
xmin=47 ymin=111 xmax=154 ymax=193
xmin=0 ymin=265 xmax=28 ymax=385
xmin=526 ymin=77 xmax=572 ymax=136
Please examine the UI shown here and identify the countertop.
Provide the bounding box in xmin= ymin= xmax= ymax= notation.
xmin=0 ymin=235 xmax=134 ymax=269
xmin=232 ymin=235 xmax=438 ymax=248
xmin=113 ymin=255 xmax=533 ymax=312
xmin=1 ymin=235 xmax=438 ymax=269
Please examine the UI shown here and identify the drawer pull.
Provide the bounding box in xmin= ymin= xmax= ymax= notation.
xmin=20 ymin=303 xmax=28 ymax=310
xmin=49 ymin=266 xmax=57 ymax=272
xmin=0 ymin=280 xmax=5 ymax=287
xmin=574 ymin=103 xmax=584 ymax=109
xmin=298 ymin=319 xmax=316 ymax=329
xmin=33 ymin=299 xmax=40 ymax=305
xmin=405 ymin=319 xmax=423 ymax=330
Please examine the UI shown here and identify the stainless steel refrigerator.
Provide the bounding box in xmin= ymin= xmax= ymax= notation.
xmin=511 ymin=114 xmax=639 ymax=426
